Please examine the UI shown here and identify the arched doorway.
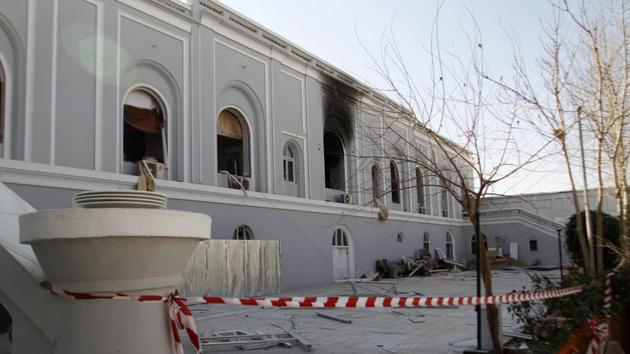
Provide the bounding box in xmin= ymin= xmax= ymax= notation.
xmin=332 ymin=227 xmax=352 ymax=280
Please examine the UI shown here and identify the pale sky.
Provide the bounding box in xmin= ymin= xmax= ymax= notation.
xmin=218 ymin=0 xmax=575 ymax=196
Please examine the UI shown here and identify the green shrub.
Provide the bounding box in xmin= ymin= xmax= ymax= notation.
xmin=565 ymin=211 xmax=620 ymax=270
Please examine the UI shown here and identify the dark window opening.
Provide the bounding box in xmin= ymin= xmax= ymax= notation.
xmin=217 ymin=110 xmax=249 ymax=177
xmin=416 ymin=167 xmax=425 ymax=213
xmin=529 ymin=240 xmax=538 ymax=251
xmin=397 ymin=232 xmax=405 ymax=243
xmin=123 ymin=90 xmax=167 ymax=177
xmin=390 ymin=160 xmax=400 ymax=204
xmin=324 ymin=131 xmax=345 ymax=190
xmin=283 ymin=143 xmax=296 ymax=183
xmin=233 ymin=225 xmax=254 ymax=240
xmin=333 ymin=228 xmax=348 ymax=247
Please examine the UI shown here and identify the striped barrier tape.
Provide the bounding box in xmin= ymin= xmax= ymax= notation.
xmin=586 ymin=270 xmax=615 ymax=354
xmin=44 ymin=282 xmax=584 ymax=354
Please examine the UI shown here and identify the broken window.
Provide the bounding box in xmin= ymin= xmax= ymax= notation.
xmin=529 ymin=240 xmax=538 ymax=251
xmin=371 ymin=164 xmax=382 ymax=203
xmin=218 ymin=109 xmax=250 ymax=177
xmin=324 ymin=131 xmax=345 ymax=190
xmin=123 ymin=89 xmax=167 ymax=177
xmin=423 ymin=232 xmax=430 ymax=252
xmin=283 ymin=143 xmax=296 ymax=183
xmin=233 ymin=225 xmax=254 ymax=240
xmin=416 ymin=168 xmax=425 ymax=214
xmin=390 ymin=160 xmax=400 ymax=204
xmin=332 ymin=228 xmax=348 ymax=247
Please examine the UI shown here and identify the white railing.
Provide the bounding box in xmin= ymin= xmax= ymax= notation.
xmin=478 ymin=208 xmax=564 ymax=231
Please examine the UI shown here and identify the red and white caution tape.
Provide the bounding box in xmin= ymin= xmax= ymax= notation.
xmin=45 ymin=283 xmax=201 ymax=354
xmin=586 ymin=270 xmax=616 ymax=354
xmin=44 ymin=282 xmax=583 ymax=354
xmin=195 ymin=286 xmax=583 ymax=308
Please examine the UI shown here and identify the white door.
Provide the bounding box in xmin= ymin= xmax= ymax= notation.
xmin=509 ymin=242 xmax=518 ymax=260
xmin=332 ymin=228 xmax=350 ymax=280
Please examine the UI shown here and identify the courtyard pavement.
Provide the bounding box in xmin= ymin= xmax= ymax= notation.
xmin=185 ymin=269 xmax=560 ymax=354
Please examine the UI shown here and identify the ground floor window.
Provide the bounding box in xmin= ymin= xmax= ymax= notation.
xmin=233 ymin=225 xmax=254 ymax=240
xmin=423 ymin=232 xmax=430 ymax=253
xmin=529 ymin=239 xmax=538 ymax=251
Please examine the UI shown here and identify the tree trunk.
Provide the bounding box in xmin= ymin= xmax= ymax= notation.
xmin=595 ymin=138 xmax=605 ymax=273
xmin=480 ymin=233 xmax=502 ymax=353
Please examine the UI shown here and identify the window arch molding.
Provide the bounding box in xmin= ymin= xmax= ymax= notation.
xmin=217 ymin=82 xmax=266 ymax=192
xmin=121 ymin=83 xmax=171 ymax=178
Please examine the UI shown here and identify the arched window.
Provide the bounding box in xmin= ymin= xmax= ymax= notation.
xmin=332 ymin=228 xmax=349 ymax=247
xmin=371 ymin=164 xmax=382 ymax=203
xmin=416 ymin=167 xmax=425 ymax=214
xmin=440 ymin=177 xmax=449 ymax=217
xmin=218 ymin=109 xmax=250 ymax=177
xmin=397 ymin=232 xmax=405 ymax=243
xmin=123 ymin=88 xmax=167 ymax=177
xmin=390 ymin=160 xmax=400 ymax=204
xmin=324 ymin=131 xmax=345 ymax=190
xmin=446 ymin=232 xmax=454 ymax=260
xmin=283 ymin=143 xmax=296 ymax=183
xmin=423 ymin=232 xmax=430 ymax=252
xmin=233 ymin=225 xmax=254 ymax=240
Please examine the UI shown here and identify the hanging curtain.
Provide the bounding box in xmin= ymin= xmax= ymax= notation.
xmin=123 ymin=104 xmax=162 ymax=132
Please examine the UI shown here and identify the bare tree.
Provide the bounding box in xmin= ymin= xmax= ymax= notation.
xmin=342 ymin=10 xmax=554 ymax=352
xmin=488 ymin=0 xmax=630 ymax=275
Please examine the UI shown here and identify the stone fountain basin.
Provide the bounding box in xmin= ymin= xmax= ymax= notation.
xmin=19 ymin=208 xmax=210 ymax=294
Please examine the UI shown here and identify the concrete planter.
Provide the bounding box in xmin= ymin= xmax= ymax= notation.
xmin=20 ymin=208 xmax=211 ymax=294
